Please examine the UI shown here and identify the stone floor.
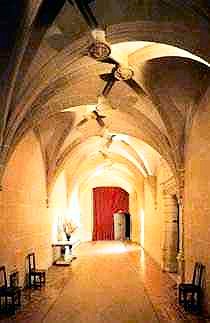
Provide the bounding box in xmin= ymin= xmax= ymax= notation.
xmin=0 ymin=241 xmax=210 ymax=323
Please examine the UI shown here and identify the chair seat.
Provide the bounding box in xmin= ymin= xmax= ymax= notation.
xmin=0 ymin=286 xmax=7 ymax=295
xmin=179 ymin=283 xmax=200 ymax=291
xmin=31 ymin=269 xmax=45 ymax=274
xmin=3 ymin=286 xmax=21 ymax=295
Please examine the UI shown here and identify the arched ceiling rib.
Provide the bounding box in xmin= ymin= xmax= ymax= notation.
xmin=128 ymin=42 xmax=210 ymax=68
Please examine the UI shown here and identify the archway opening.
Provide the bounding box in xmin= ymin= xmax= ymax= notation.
xmin=93 ymin=186 xmax=129 ymax=241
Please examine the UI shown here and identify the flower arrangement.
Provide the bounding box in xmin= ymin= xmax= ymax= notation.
xmin=63 ymin=220 xmax=77 ymax=241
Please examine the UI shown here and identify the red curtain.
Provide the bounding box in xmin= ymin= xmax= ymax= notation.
xmin=93 ymin=187 xmax=129 ymax=240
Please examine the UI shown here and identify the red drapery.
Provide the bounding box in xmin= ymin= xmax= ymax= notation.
xmin=93 ymin=187 xmax=129 ymax=240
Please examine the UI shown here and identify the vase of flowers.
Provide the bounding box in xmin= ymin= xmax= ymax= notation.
xmin=63 ymin=220 xmax=77 ymax=241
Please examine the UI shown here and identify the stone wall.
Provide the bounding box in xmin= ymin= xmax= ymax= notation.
xmin=184 ymin=88 xmax=210 ymax=312
xmin=143 ymin=161 xmax=175 ymax=268
xmin=143 ymin=176 xmax=160 ymax=263
xmin=0 ymin=130 xmax=50 ymax=286
xmin=49 ymin=171 xmax=68 ymax=243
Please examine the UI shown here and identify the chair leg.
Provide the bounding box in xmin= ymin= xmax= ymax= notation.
xmin=33 ymin=275 xmax=37 ymax=288
xmin=11 ymin=295 xmax=16 ymax=314
xmin=42 ymin=273 xmax=46 ymax=285
xmin=38 ymin=275 xmax=41 ymax=288
xmin=5 ymin=295 xmax=8 ymax=313
xmin=38 ymin=273 xmax=45 ymax=286
xmin=0 ymin=296 xmax=2 ymax=312
xmin=183 ymin=291 xmax=188 ymax=311
xmin=194 ymin=291 xmax=201 ymax=313
xmin=197 ymin=292 xmax=201 ymax=312
xmin=29 ymin=274 xmax=32 ymax=288
xmin=178 ymin=289 xmax=182 ymax=305
xmin=17 ymin=291 xmax=21 ymax=307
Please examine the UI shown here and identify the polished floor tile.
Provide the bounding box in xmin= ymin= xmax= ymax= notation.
xmin=0 ymin=241 xmax=209 ymax=322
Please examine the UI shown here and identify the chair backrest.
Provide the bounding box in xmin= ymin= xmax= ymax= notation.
xmin=28 ymin=253 xmax=36 ymax=272
xmin=0 ymin=266 xmax=7 ymax=288
xmin=192 ymin=262 xmax=204 ymax=287
xmin=9 ymin=271 xmax=19 ymax=288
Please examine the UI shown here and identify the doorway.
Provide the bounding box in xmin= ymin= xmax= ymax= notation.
xmin=92 ymin=187 xmax=129 ymax=240
xmin=125 ymin=213 xmax=131 ymax=240
xmin=113 ymin=211 xmax=131 ymax=240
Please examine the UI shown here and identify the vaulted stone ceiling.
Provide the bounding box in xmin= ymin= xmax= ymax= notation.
xmin=0 ymin=0 xmax=210 ymax=196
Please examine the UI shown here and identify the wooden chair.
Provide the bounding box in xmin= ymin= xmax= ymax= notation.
xmin=28 ymin=253 xmax=46 ymax=288
xmin=0 ymin=266 xmax=21 ymax=314
xmin=178 ymin=262 xmax=204 ymax=312
xmin=0 ymin=265 xmax=7 ymax=312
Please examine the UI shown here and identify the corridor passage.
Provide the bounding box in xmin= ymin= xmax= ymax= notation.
xmin=0 ymin=242 xmax=206 ymax=323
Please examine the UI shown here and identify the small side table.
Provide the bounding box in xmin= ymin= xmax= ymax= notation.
xmin=52 ymin=241 xmax=73 ymax=266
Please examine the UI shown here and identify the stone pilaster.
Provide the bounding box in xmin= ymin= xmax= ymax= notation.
xmin=162 ymin=192 xmax=178 ymax=272
xmin=176 ymin=168 xmax=185 ymax=283
xmin=146 ymin=175 xmax=157 ymax=208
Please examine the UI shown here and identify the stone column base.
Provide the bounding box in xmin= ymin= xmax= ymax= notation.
xmin=177 ymin=251 xmax=185 ymax=283
xmin=162 ymin=248 xmax=178 ymax=273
